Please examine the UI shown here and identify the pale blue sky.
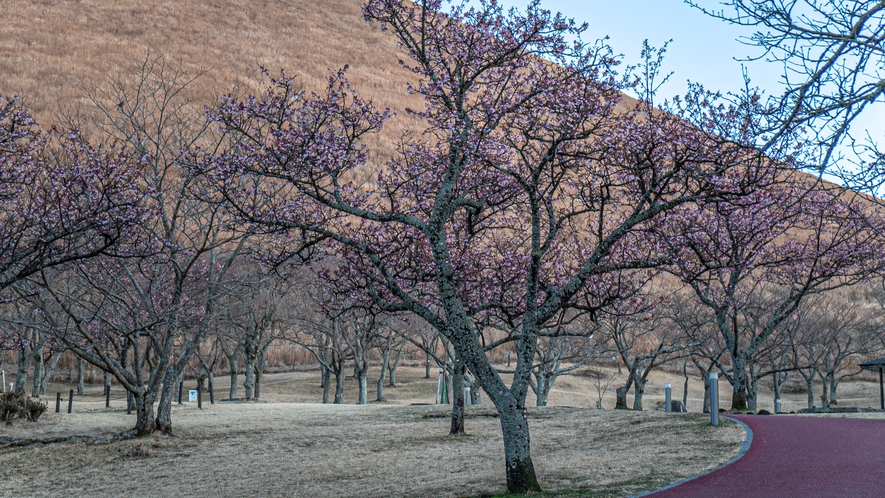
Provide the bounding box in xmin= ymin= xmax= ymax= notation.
xmin=497 ymin=0 xmax=882 ymax=177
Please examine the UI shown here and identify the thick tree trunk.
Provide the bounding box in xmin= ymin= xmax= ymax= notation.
xmin=450 ymin=363 xmax=465 ymax=435
xmin=77 ymin=358 xmax=86 ymax=396
xmin=244 ymin=357 xmax=255 ymax=399
xmin=334 ymin=369 xmax=345 ymax=404
xmin=615 ymin=386 xmax=629 ymax=409
xmin=133 ymin=390 xmax=157 ymax=436
xmin=498 ymin=402 xmax=541 ymax=494
xmin=731 ymin=355 xmax=750 ymax=412
xmin=829 ymin=376 xmax=839 ymax=405
xmin=254 ymin=364 xmax=262 ymax=399
xmin=155 ymin=368 xmax=179 ymax=434
xmin=632 ymin=377 xmax=645 ymax=411
xmin=356 ymin=371 xmax=367 ymax=405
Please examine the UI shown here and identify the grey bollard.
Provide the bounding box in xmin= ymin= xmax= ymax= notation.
xmin=67 ymin=389 xmax=74 ymax=414
xmin=56 ymin=392 xmax=61 ymax=413
xmin=775 ymin=398 xmax=781 ymax=414
xmin=665 ymin=383 xmax=671 ymax=413
xmin=709 ymin=373 xmax=719 ymax=426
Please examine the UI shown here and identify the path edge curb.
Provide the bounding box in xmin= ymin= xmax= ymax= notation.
xmin=630 ymin=415 xmax=754 ymax=497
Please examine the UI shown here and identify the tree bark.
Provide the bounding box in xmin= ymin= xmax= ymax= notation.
xmin=425 ymin=351 xmax=432 ymax=379
xmin=133 ymin=389 xmax=157 ymax=436
xmin=498 ymin=402 xmax=541 ymax=494
xmin=388 ymin=347 xmax=402 ymax=387
xmin=450 ymin=362 xmax=465 ymax=435
xmin=77 ymin=358 xmax=86 ymax=396
xmin=243 ymin=356 xmax=255 ymax=399
xmin=334 ymin=369 xmax=345 ymax=404
xmin=632 ymin=377 xmax=645 ymax=411
xmin=31 ymin=348 xmax=44 ymax=397
xmin=376 ymin=347 xmax=389 ymax=402
xmin=730 ymin=355 xmax=751 ymax=412
xmin=15 ymin=347 xmax=28 ymax=392
xmin=155 ymin=368 xmax=178 ymax=434
xmin=321 ymin=366 xmax=331 ymax=404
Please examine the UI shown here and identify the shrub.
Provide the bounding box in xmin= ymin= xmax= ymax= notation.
xmin=0 ymin=391 xmax=48 ymax=424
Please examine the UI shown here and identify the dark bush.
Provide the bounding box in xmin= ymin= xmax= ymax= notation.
xmin=0 ymin=391 xmax=48 ymax=424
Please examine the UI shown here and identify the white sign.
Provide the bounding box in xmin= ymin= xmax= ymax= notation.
xmin=188 ymin=390 xmax=197 ymax=402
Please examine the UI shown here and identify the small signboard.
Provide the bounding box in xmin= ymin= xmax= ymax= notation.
xmin=188 ymin=389 xmax=197 ymax=402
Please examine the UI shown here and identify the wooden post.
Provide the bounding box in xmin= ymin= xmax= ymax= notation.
xmin=127 ymin=392 xmax=133 ymax=415
xmin=208 ymin=378 xmax=214 ymax=404
xmin=197 ymin=386 xmax=202 ymax=410
xmin=55 ymin=392 xmax=61 ymax=413
xmin=67 ymin=389 xmax=74 ymax=414
xmin=177 ymin=381 xmax=183 ymax=405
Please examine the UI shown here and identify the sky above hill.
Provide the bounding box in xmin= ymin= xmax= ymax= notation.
xmin=494 ymin=0 xmax=883 ymax=181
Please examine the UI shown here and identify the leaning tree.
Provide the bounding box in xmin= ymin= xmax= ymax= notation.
xmin=199 ymin=0 xmax=789 ymax=492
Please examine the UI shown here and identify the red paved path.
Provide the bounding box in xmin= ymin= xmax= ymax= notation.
xmin=647 ymin=415 xmax=885 ymax=498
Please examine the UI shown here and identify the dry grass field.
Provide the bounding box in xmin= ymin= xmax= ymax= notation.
xmin=3 ymin=364 xmax=884 ymax=497
xmin=1 ymin=367 xmax=750 ymax=498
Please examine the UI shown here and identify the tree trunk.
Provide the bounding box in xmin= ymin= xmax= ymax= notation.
xmin=730 ymin=355 xmax=750 ymax=412
xmin=77 ymin=358 xmax=86 ymax=396
xmin=534 ymin=369 xmax=548 ymax=407
xmin=702 ymin=372 xmax=711 ymax=413
xmin=39 ymin=353 xmax=60 ymax=396
xmin=615 ymin=386 xmax=629 ymax=409
xmin=103 ymin=370 xmax=112 ymax=403
xmin=498 ymin=402 xmax=541 ymax=494
xmin=388 ymin=348 xmax=402 ymax=387
xmin=15 ymin=348 xmax=28 ymax=392
xmin=133 ymin=389 xmax=156 ymax=436
xmin=155 ymin=368 xmax=179 ymax=434
xmin=334 ymin=369 xmax=345 ymax=404
xmin=748 ymin=377 xmax=758 ymax=412
xmin=228 ymin=367 xmax=238 ymax=400
xmin=322 ymin=366 xmax=331 ymax=404
xmin=450 ymin=363 xmax=465 ymax=435
xmin=829 ymin=375 xmax=839 ymax=405
xmin=682 ymin=364 xmax=689 ymax=409
xmin=632 ymin=377 xmax=645 ymax=411
xmin=820 ymin=375 xmax=830 ymax=409
xmin=356 ymin=370 xmax=367 ymax=405
xmin=805 ymin=374 xmax=815 ymax=410
xmin=31 ymin=349 xmax=44 ymax=397
xmin=377 ymin=348 xmax=390 ymax=402
xmin=243 ymin=356 xmax=255 ymax=399
xmin=425 ymin=351 xmax=432 ymax=379
xmin=254 ymin=364 xmax=262 ymax=399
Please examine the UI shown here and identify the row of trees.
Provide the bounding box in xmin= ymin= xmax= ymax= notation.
xmin=0 ymin=0 xmax=883 ymax=493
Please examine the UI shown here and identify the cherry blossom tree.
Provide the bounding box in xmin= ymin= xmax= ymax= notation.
xmin=0 ymin=96 xmax=145 ymax=291
xmin=663 ymin=176 xmax=885 ymax=411
xmin=200 ymin=1 xmax=786 ymax=491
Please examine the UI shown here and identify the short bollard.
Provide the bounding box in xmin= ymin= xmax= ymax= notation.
xmin=665 ymin=383 xmax=672 ymax=413
xmin=178 ymin=381 xmax=183 ymax=405
xmin=67 ymin=389 xmax=74 ymax=414
xmin=709 ymin=373 xmax=719 ymax=426
xmin=208 ymin=379 xmax=215 ymax=405
xmin=127 ymin=392 xmax=133 ymax=415
xmin=56 ymin=392 xmax=61 ymax=413
xmin=775 ymin=398 xmax=781 ymax=414
xmin=105 ymin=385 xmax=111 ymax=408
xmin=198 ymin=387 xmax=202 ymax=410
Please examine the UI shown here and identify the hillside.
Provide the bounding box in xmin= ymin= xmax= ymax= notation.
xmin=0 ymin=0 xmax=421 ymax=144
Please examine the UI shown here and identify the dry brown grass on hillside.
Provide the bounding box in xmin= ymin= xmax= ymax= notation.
xmin=0 ymin=0 xmax=422 ymax=152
